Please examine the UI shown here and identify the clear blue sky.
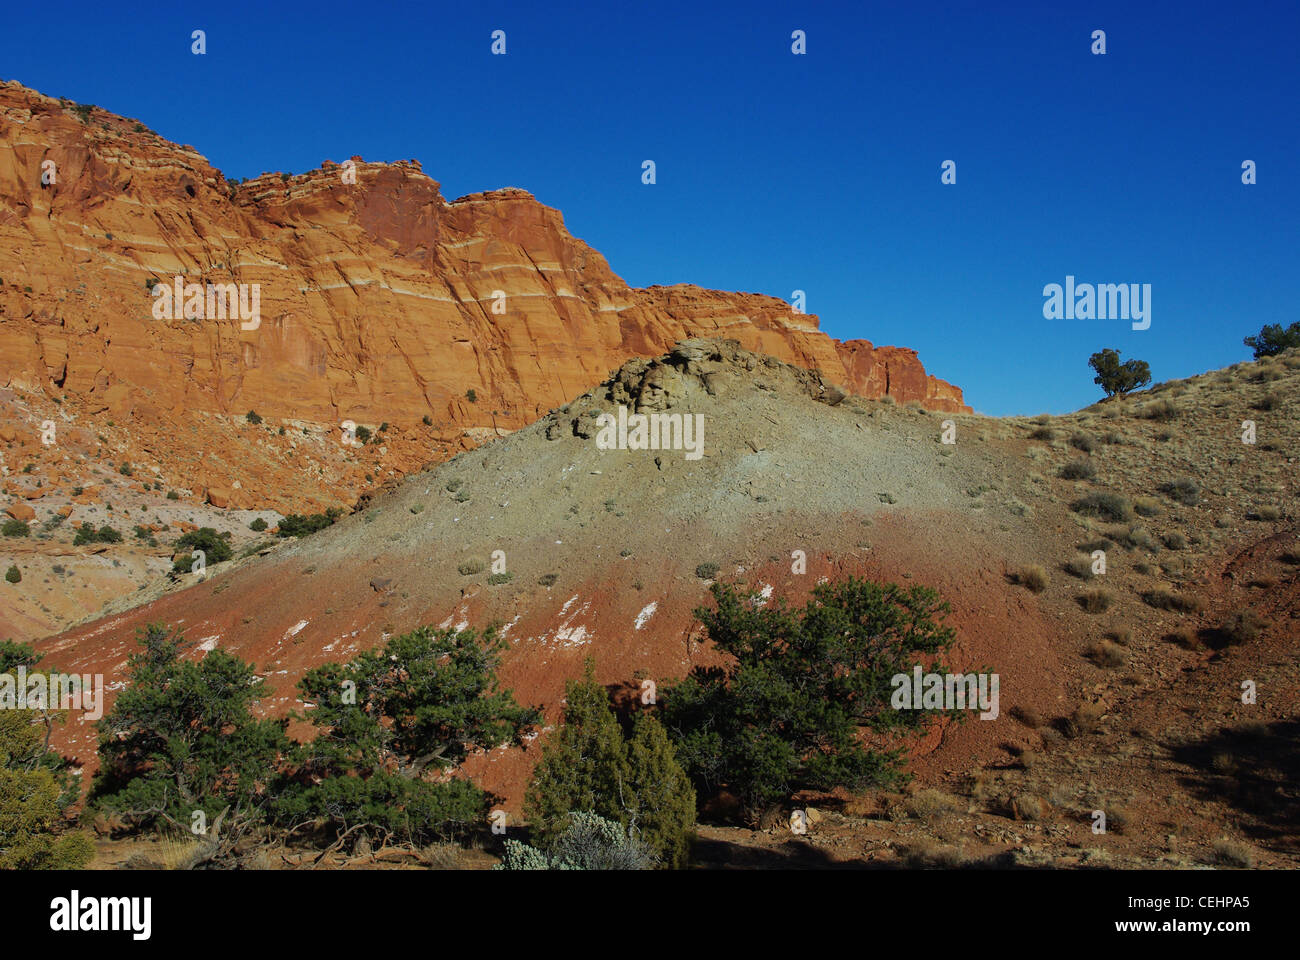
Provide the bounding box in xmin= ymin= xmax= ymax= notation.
xmin=4 ymin=0 xmax=1296 ymax=414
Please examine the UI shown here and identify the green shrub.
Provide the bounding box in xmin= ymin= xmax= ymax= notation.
xmin=245 ymin=410 xmax=262 ymax=425
xmin=465 ymin=389 xmax=478 ymax=403
xmin=662 ymin=577 xmax=957 ymax=817
xmin=4 ymin=566 xmax=19 ymax=584
xmin=354 ymin=425 xmax=371 ymax=444
xmin=458 ymin=559 xmax=485 ymax=576
xmin=274 ymin=771 xmax=486 ymax=848
xmin=525 ymin=660 xmax=695 ymax=867
xmin=2 ymin=519 xmax=30 ymax=538
xmin=694 ymin=562 xmax=720 ymax=579
xmin=166 ymin=490 xmax=180 ymax=500
xmin=249 ymin=517 xmax=268 ymax=532
xmin=277 ymin=508 xmax=342 ymax=538
xmin=72 ymin=523 xmax=123 ymax=546
xmin=487 ymin=571 xmax=513 ymax=585
xmin=1059 ymin=460 xmax=1096 ymax=481
xmin=497 ymin=812 xmax=657 ymax=870
xmin=171 ymin=527 xmax=234 ymax=572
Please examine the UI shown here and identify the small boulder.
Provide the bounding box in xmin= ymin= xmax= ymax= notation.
xmin=4 ymin=502 xmax=35 ymax=522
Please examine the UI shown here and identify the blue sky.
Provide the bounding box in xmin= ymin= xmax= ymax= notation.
xmin=4 ymin=0 xmax=1296 ymax=414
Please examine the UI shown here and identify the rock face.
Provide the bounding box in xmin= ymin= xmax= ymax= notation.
xmin=0 ymin=81 xmax=968 ymax=510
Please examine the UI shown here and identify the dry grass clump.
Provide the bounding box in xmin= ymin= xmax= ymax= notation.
xmin=1136 ymin=398 xmax=1178 ymax=422
xmin=902 ymin=839 xmax=969 ymax=869
xmin=1211 ymin=838 xmax=1255 ymax=869
xmin=1133 ymin=496 xmax=1162 ymax=517
xmin=1078 ymin=588 xmax=1113 ymax=613
xmin=1029 ymin=426 xmax=1056 ymax=440
xmin=1251 ymin=504 xmax=1283 ymax=521
xmin=1068 ymin=432 xmax=1095 ymax=453
xmin=1161 ymin=477 xmax=1201 ymax=506
xmin=904 ymin=788 xmax=961 ymax=821
xmin=1216 ymin=608 xmax=1268 ymax=646
xmin=1059 ymin=460 xmax=1096 ymax=480
xmin=1071 ymin=492 xmax=1133 ymax=522
xmin=1063 ymin=554 xmax=1096 ymax=579
xmin=1108 ymin=524 xmax=1159 ymax=553
xmin=1009 ymin=794 xmax=1049 ymax=821
xmin=1142 ymin=589 xmax=1204 ymax=613
xmin=1102 ymin=805 xmax=1131 ymax=834
xmin=418 ymin=843 xmax=471 ymax=869
xmin=1010 ymin=705 xmax=1043 ymax=729
xmin=1166 ymin=627 xmax=1199 ymax=649
xmin=1162 ymin=531 xmax=1187 ymax=550
xmin=1252 ymin=393 xmax=1279 ymax=410
xmin=1015 ymin=565 xmax=1049 ymax=593
xmin=1160 ymin=556 xmax=1187 ymax=577
xmin=1063 ymin=701 xmax=1105 ymax=738
xmin=1086 ymin=638 xmax=1126 ymax=667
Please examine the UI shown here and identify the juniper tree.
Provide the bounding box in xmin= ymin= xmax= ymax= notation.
xmin=0 ymin=642 xmax=93 ymax=869
xmin=525 ymin=659 xmax=696 ymax=866
xmin=90 ymin=623 xmax=289 ymax=834
xmin=1243 ymin=321 xmax=1300 ymax=359
xmin=1089 ymin=348 xmax=1151 ymax=398
xmin=662 ymin=577 xmax=958 ymax=818
xmin=278 ymin=624 xmax=539 ymax=846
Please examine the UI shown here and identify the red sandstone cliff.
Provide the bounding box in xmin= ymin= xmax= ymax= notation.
xmin=0 ymin=80 xmax=968 ymax=511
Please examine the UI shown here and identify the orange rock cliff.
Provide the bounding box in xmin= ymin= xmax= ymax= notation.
xmin=0 ymin=80 xmax=969 ymax=510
